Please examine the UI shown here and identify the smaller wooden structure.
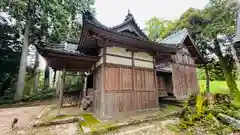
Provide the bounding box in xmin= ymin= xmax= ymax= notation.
xmin=156 ymin=28 xmax=206 ymax=99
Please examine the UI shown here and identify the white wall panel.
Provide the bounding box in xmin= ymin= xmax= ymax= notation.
xmin=134 ymin=60 xmax=154 ymax=69
xmin=106 ymin=47 xmax=131 ymax=57
xmin=106 ymin=55 xmax=132 ymax=66
xmin=134 ymin=52 xmax=153 ymax=61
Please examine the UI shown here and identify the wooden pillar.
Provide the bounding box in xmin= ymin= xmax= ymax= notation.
xmin=100 ymin=47 xmax=106 ymax=117
xmin=78 ymin=74 xmax=84 ymax=107
xmin=59 ymin=69 xmax=66 ymax=107
xmin=56 ymin=71 xmax=62 ymax=97
xmin=84 ymin=73 xmax=88 ymax=96
xmin=153 ymin=57 xmax=158 ymax=106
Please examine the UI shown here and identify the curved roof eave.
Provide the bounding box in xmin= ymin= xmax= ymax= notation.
xmin=79 ymin=18 xmax=177 ymax=54
xmin=111 ymin=17 xmax=149 ymax=40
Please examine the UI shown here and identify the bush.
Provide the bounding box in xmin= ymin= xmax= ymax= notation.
xmin=0 ymin=88 xmax=16 ymax=100
xmin=177 ymin=93 xmax=240 ymax=134
xmin=0 ymin=88 xmax=56 ymax=106
xmin=24 ymin=88 xmax=56 ymax=101
xmin=0 ymin=99 xmax=20 ymax=105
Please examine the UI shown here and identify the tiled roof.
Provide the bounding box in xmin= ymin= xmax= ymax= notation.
xmin=160 ymin=28 xmax=206 ymax=64
xmin=40 ymin=41 xmax=81 ymax=56
xmin=160 ymin=28 xmax=189 ymax=46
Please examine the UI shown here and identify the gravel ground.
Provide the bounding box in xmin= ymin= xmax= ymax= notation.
xmin=0 ymin=104 xmax=179 ymax=135
xmin=106 ymin=118 xmax=178 ymax=135
xmin=0 ymin=106 xmax=45 ymax=135
xmin=18 ymin=123 xmax=79 ymax=135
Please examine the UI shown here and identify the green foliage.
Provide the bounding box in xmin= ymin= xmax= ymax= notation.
xmin=0 ymin=88 xmax=55 ymax=105
xmin=196 ymin=95 xmax=205 ymax=115
xmin=0 ymin=16 xmax=21 ymax=98
xmin=144 ymin=17 xmax=175 ymax=41
xmin=178 ymin=93 xmax=240 ymax=134
xmin=197 ymin=61 xmax=238 ymax=81
xmin=24 ymin=88 xmax=55 ymax=101
xmin=65 ymin=73 xmax=84 ymax=92
xmin=0 ymin=0 xmax=95 ymax=43
xmin=145 ymin=0 xmax=240 ymax=97
xmin=198 ymin=80 xmax=240 ymax=93
xmin=197 ymin=68 xmax=205 ymax=80
xmin=0 ymin=88 xmax=16 ymax=100
xmin=0 ymin=99 xmax=20 ymax=106
xmin=0 ymin=0 xmax=95 ymax=100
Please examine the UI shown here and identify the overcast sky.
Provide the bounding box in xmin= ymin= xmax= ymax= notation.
xmin=39 ymin=0 xmax=210 ymax=70
xmin=94 ymin=0 xmax=209 ymax=29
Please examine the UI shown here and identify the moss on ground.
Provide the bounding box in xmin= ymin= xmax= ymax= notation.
xmin=79 ymin=113 xmax=99 ymax=127
xmin=175 ymin=93 xmax=240 ymax=135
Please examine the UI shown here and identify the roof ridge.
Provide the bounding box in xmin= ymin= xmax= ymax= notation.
xmin=111 ymin=18 xmax=133 ymax=29
xmin=86 ymin=20 xmax=177 ymax=51
xmin=111 ymin=15 xmax=149 ymax=40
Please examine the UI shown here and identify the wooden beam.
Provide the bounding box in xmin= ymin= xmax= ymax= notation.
xmin=134 ymin=58 xmax=153 ymax=63
xmin=132 ymin=51 xmax=135 ymax=91
xmin=103 ymin=47 xmax=107 ymax=64
xmin=105 ymin=63 xmax=155 ymax=71
xmin=106 ymin=53 xmax=132 ymax=59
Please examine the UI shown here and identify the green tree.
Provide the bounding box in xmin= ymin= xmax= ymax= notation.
xmin=0 ymin=15 xmax=21 ymax=98
xmin=187 ymin=0 xmax=240 ymax=99
xmin=144 ymin=17 xmax=175 ymax=41
xmin=145 ymin=0 xmax=240 ymax=99
xmin=0 ymin=0 xmax=95 ymax=100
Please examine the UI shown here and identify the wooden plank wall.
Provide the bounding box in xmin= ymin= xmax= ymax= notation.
xmin=157 ymin=76 xmax=168 ymax=97
xmin=92 ymin=66 xmax=102 ymax=115
xmin=103 ymin=66 xmax=158 ymax=117
xmin=171 ymin=50 xmax=199 ymax=98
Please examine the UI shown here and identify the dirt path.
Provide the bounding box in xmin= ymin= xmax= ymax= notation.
xmin=0 ymin=105 xmax=45 ymax=135
xmin=106 ymin=118 xmax=178 ymax=135
xmin=20 ymin=123 xmax=79 ymax=135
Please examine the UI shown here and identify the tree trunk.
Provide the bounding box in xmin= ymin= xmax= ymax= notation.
xmin=44 ymin=65 xmax=50 ymax=89
xmin=32 ymin=51 xmax=39 ymax=94
xmin=0 ymin=83 xmax=3 ymax=97
xmin=205 ymin=64 xmax=210 ymax=93
xmin=15 ymin=4 xmax=31 ymax=100
xmin=223 ymin=67 xmax=239 ymax=96
xmin=52 ymin=70 xmax=56 ymax=88
xmin=219 ymin=57 xmax=240 ymax=98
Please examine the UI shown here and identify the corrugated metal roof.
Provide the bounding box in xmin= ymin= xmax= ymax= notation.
xmin=160 ymin=28 xmax=188 ymax=46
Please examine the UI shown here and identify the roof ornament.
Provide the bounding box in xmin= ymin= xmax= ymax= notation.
xmin=82 ymin=10 xmax=93 ymax=20
xmin=124 ymin=9 xmax=133 ymax=21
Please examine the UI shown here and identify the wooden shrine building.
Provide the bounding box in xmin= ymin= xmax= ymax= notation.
xmin=156 ymin=28 xmax=205 ymax=99
xmin=37 ymin=11 xmax=204 ymax=118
